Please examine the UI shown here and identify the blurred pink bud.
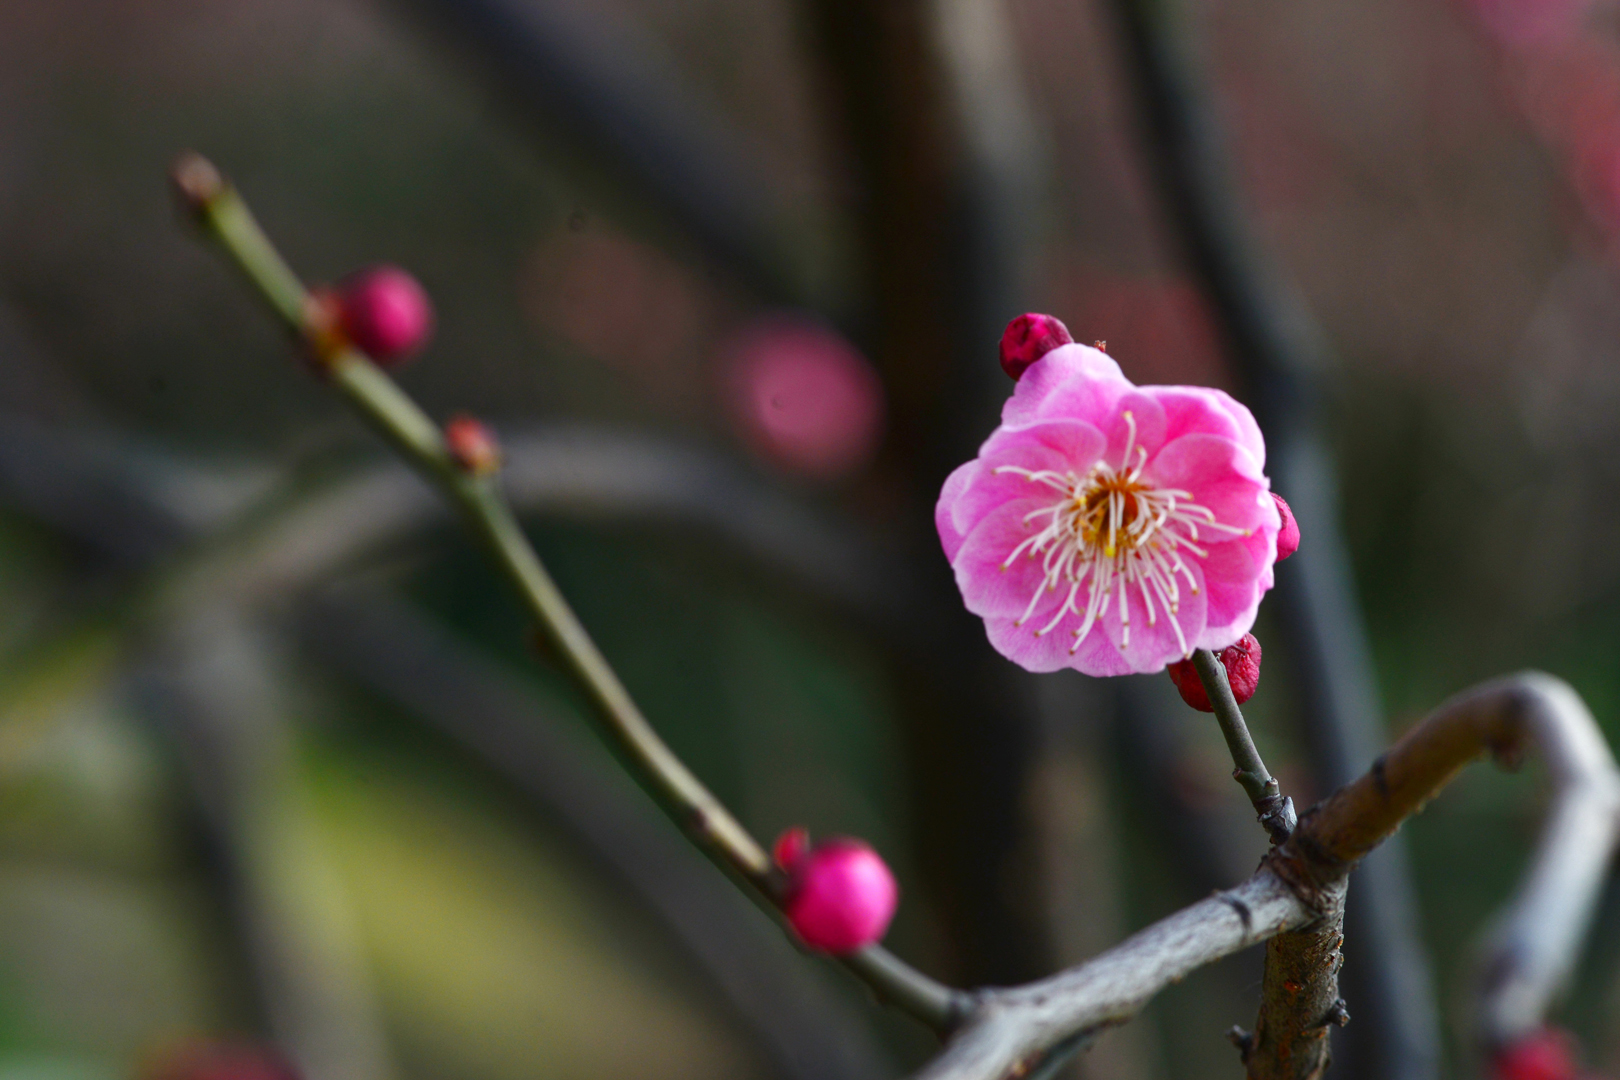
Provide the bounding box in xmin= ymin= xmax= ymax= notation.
xmin=1464 ymin=0 xmax=1584 ymax=47
xmin=1166 ymin=633 xmax=1263 ymax=713
xmin=1272 ymin=493 xmax=1300 ymax=561
xmin=725 ymin=315 xmax=885 ymax=481
xmin=445 ymin=413 xmax=501 ymax=475
xmin=999 ymin=313 xmax=1074 ymax=380
xmin=1493 ymin=1027 xmax=1579 ymax=1080
xmin=144 ymin=1041 xmax=299 ymax=1080
xmin=336 ymin=265 xmax=434 ymax=366
xmin=780 ymin=836 xmax=898 ymax=954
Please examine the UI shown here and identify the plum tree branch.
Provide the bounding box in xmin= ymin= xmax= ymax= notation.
xmin=1192 ymin=647 xmax=1296 ymax=844
xmin=909 ymin=671 xmax=1620 ymax=1080
xmin=171 ymin=151 xmax=968 ymax=1034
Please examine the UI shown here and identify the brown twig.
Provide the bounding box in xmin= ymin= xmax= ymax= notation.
xmin=908 ymin=671 xmax=1620 ymax=1080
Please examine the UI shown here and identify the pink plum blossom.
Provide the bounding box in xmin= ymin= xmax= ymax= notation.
xmin=937 ymin=341 xmax=1280 ymax=676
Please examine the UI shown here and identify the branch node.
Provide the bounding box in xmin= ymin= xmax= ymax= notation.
xmin=1323 ymin=999 xmax=1350 ymax=1029
xmin=1227 ymin=1025 xmax=1254 ymax=1063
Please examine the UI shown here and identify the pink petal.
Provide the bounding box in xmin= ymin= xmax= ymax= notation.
xmin=1070 ymin=557 xmax=1210 ymax=675
xmin=947 ymin=420 xmax=1109 ymax=537
xmin=985 ymin=615 xmax=1089 ymax=673
xmin=1145 ymin=433 xmax=1274 ymax=534
xmin=953 ymin=501 xmax=1063 ymax=620
xmin=936 ymin=460 xmax=980 ymax=563
xmin=1149 ymin=385 xmax=1263 ymax=465
xmin=1002 ymin=344 xmax=1132 ymax=427
xmin=1195 ymin=532 xmax=1274 ymax=649
xmin=1102 ymin=389 xmax=1169 ymax=466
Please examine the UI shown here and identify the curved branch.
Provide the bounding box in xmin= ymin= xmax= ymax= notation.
xmin=913 ymin=872 xmax=1312 ymax=1080
xmin=907 ymin=671 xmax=1620 ymax=1080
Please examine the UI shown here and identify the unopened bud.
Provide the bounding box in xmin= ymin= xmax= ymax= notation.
xmin=1273 ymin=492 xmax=1300 ymax=562
xmin=999 ymin=313 xmax=1074 ymax=380
xmin=334 ymin=265 xmax=434 ymax=366
xmin=445 ymin=414 xmax=501 ymax=475
xmin=772 ymin=826 xmax=810 ymax=871
xmin=1492 ymin=1027 xmax=1578 ymax=1080
xmin=775 ymin=832 xmax=898 ymax=954
xmin=1167 ymin=634 xmax=1262 ymax=713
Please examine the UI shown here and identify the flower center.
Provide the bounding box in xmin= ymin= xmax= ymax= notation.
xmin=993 ymin=412 xmax=1247 ymax=657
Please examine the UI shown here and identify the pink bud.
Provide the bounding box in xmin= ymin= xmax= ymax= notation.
xmin=1166 ymin=634 xmax=1263 ymax=713
xmin=445 ymin=413 xmax=501 ymax=475
xmin=335 ymin=265 xmax=434 ymax=366
xmin=1272 ymin=493 xmax=1300 ymax=562
xmin=780 ymin=837 xmax=898 ymax=954
xmin=773 ymin=826 xmax=810 ymax=871
xmin=999 ymin=313 xmax=1074 ymax=380
xmin=1493 ymin=1028 xmax=1579 ymax=1080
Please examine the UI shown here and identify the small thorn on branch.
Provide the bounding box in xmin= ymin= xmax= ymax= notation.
xmin=1227 ymin=1025 xmax=1254 ymax=1062
xmin=1324 ymin=998 xmax=1350 ymax=1028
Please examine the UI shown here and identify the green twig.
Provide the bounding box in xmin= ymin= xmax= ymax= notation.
xmin=1191 ymin=648 xmax=1295 ymax=844
xmin=171 ymin=152 xmax=966 ymax=1033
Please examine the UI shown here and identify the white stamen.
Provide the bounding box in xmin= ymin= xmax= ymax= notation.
xmin=1001 ymin=440 xmax=1244 ymax=655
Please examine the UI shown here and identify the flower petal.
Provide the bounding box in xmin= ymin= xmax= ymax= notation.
xmin=1002 ymin=344 xmax=1132 ymax=427
xmin=1069 ymin=556 xmax=1209 ymax=675
xmin=936 ymin=459 xmax=980 ymax=563
xmin=953 ymin=501 xmax=1064 ymax=620
xmin=1145 ymin=433 xmax=1274 ymax=535
xmin=1196 ymin=531 xmax=1275 ymax=649
xmin=1149 ymin=385 xmax=1265 ymax=466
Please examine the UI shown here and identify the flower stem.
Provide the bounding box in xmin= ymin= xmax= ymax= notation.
xmin=1191 ymin=648 xmax=1295 ymax=844
xmin=172 ymin=152 xmax=966 ymax=1033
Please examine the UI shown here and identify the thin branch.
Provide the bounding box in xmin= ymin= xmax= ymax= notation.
xmin=300 ymin=588 xmax=894 ymax=1080
xmin=135 ymin=609 xmax=398 ymax=1080
xmin=1192 ymin=648 xmax=1296 ymax=844
xmin=172 ymin=152 xmax=968 ymax=1034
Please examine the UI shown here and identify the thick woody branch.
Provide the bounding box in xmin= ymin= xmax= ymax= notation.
xmin=911 ymin=872 xmax=1314 ymax=1080
xmin=911 ymin=671 xmax=1620 ymax=1080
xmin=1257 ymin=671 xmax=1620 ymax=1074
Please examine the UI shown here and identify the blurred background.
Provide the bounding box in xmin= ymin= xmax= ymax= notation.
xmin=0 ymin=0 xmax=1618 ymax=1077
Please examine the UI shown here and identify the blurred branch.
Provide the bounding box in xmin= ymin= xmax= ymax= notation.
xmin=1104 ymin=0 xmax=1441 ymax=1074
xmin=0 ymin=417 xmax=912 ymax=1080
xmin=910 ymin=671 xmax=1619 ymax=1080
xmin=134 ymin=609 xmax=397 ymax=1080
xmin=1192 ymin=648 xmax=1296 ymax=844
xmin=174 ymin=153 xmax=969 ymax=1033
xmin=299 ymin=587 xmax=893 ymax=1080
xmin=394 ymin=0 xmax=806 ymax=306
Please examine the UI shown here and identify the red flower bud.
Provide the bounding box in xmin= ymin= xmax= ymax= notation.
xmin=445 ymin=413 xmax=501 ymax=475
xmin=1273 ymin=492 xmax=1300 ymax=562
xmin=773 ymin=825 xmax=810 ymax=871
xmin=775 ymin=832 xmax=898 ymax=954
xmin=1166 ymin=633 xmax=1262 ymax=712
xmin=999 ymin=313 xmax=1074 ymax=380
xmin=335 ymin=265 xmax=434 ymax=366
xmin=1493 ymin=1028 xmax=1578 ymax=1080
